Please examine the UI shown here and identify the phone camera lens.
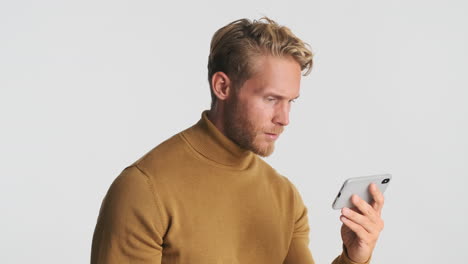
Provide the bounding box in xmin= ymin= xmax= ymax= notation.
xmin=382 ymin=178 xmax=390 ymax=184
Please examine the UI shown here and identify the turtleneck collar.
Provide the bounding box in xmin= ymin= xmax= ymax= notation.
xmin=180 ymin=111 xmax=255 ymax=170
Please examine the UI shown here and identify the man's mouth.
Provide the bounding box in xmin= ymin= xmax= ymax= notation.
xmin=265 ymin=132 xmax=279 ymax=140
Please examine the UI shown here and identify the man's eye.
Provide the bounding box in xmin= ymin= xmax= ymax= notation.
xmin=266 ymin=97 xmax=276 ymax=102
xmin=289 ymin=99 xmax=296 ymax=103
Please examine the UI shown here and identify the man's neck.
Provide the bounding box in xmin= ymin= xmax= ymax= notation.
xmin=207 ymin=106 xmax=227 ymax=137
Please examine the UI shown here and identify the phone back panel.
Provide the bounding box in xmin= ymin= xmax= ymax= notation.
xmin=332 ymin=174 xmax=392 ymax=209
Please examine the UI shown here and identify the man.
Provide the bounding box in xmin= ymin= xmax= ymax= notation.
xmin=91 ymin=17 xmax=385 ymax=264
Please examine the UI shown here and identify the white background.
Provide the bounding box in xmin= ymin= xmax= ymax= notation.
xmin=1 ymin=0 xmax=467 ymax=263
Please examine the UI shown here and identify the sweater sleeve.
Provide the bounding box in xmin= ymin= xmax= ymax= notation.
xmin=331 ymin=245 xmax=371 ymax=264
xmin=283 ymin=183 xmax=315 ymax=264
xmin=91 ymin=166 xmax=165 ymax=264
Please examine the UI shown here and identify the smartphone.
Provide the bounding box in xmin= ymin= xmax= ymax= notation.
xmin=332 ymin=174 xmax=392 ymax=210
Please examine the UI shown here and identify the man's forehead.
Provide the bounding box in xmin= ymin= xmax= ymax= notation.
xmin=250 ymin=73 xmax=301 ymax=97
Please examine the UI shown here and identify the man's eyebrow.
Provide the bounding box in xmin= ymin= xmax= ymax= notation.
xmin=265 ymin=93 xmax=300 ymax=100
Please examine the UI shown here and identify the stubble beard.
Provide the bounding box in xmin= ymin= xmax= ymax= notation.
xmin=224 ymin=97 xmax=277 ymax=157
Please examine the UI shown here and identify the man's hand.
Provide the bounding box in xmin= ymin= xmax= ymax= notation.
xmin=339 ymin=183 xmax=385 ymax=263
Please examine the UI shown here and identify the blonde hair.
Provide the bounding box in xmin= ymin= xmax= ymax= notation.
xmin=207 ymin=17 xmax=313 ymax=107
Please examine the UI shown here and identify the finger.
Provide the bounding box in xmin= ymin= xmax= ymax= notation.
xmin=369 ymin=183 xmax=385 ymax=214
xmin=340 ymin=215 xmax=369 ymax=239
xmin=341 ymin=207 xmax=377 ymax=234
xmin=351 ymin=194 xmax=376 ymax=219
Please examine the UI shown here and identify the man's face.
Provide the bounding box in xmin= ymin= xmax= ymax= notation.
xmin=224 ymin=55 xmax=302 ymax=157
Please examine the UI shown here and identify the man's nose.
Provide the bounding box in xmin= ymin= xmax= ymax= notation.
xmin=273 ymin=103 xmax=290 ymax=126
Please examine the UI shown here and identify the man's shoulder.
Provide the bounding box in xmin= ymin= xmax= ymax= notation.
xmin=256 ymin=158 xmax=300 ymax=196
xmin=129 ymin=130 xmax=189 ymax=177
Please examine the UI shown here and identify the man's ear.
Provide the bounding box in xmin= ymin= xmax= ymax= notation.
xmin=211 ymin=72 xmax=232 ymax=101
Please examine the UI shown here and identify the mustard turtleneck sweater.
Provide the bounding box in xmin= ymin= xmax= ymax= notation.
xmin=91 ymin=112 xmax=368 ymax=264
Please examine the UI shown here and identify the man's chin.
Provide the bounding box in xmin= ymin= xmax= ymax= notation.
xmin=251 ymin=143 xmax=275 ymax=157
